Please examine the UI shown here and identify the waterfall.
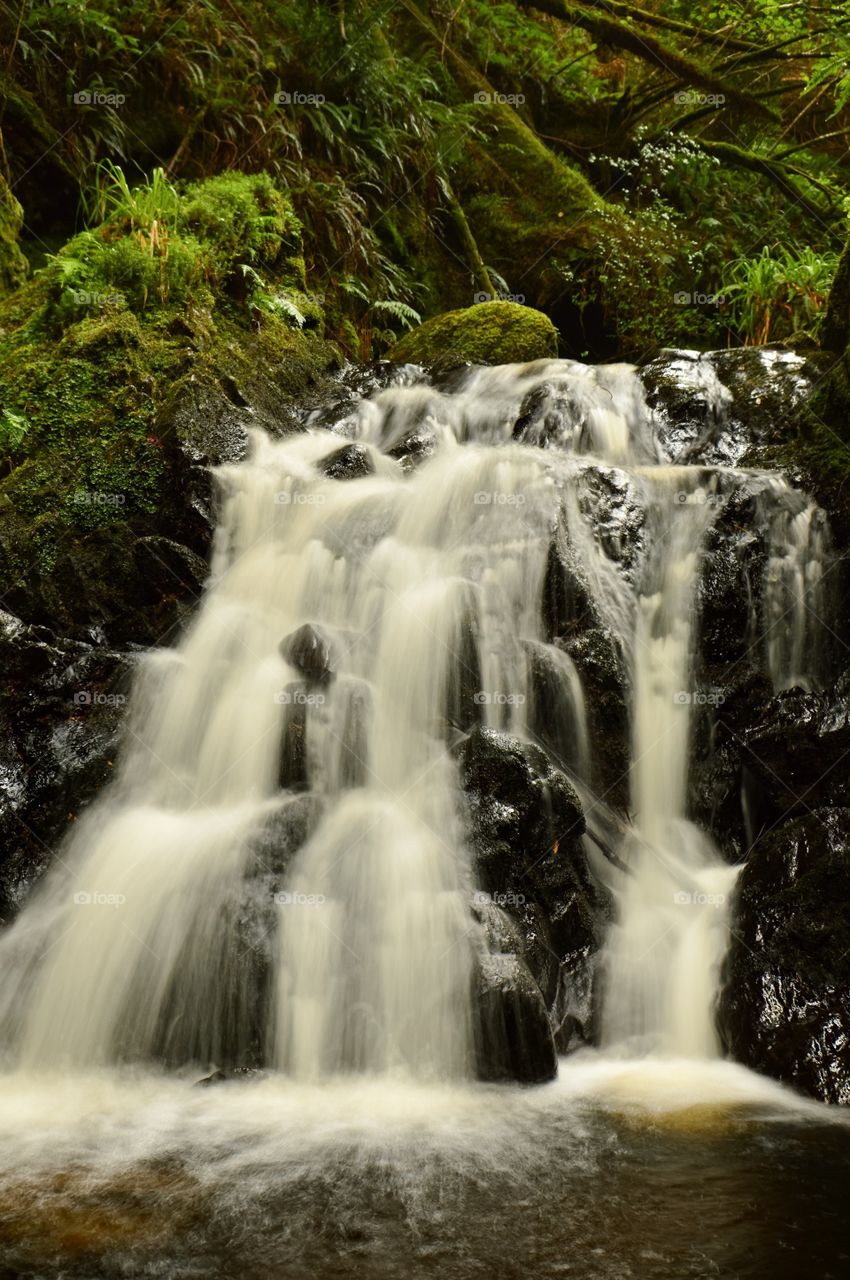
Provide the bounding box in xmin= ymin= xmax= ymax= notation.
xmin=599 ymin=470 xmax=738 ymax=1056
xmin=0 ymin=357 xmax=830 ymax=1076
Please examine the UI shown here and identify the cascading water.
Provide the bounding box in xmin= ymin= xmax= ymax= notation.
xmin=599 ymin=471 xmax=739 ymax=1056
xmin=0 ymin=356 xmax=831 ymax=1080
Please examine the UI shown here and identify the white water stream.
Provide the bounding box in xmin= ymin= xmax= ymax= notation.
xmin=0 ymin=358 xmax=830 ymax=1082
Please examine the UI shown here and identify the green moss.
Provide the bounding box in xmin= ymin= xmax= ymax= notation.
xmin=0 ymin=170 xmax=339 ymax=631
xmin=388 ymin=300 xmax=558 ymax=365
xmin=0 ymin=174 xmax=27 ymax=296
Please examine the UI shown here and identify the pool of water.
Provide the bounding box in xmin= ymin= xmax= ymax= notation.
xmin=1 ymin=1056 xmax=848 ymax=1279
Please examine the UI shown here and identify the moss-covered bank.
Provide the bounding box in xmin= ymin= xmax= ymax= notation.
xmin=0 ymin=171 xmax=339 ymax=639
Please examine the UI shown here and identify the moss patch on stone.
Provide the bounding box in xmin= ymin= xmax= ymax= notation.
xmin=388 ymin=301 xmax=559 ymax=366
xmin=0 ymin=170 xmax=339 ymax=636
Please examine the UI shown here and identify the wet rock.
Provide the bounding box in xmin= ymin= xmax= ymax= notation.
xmin=455 ymin=727 xmax=598 ymax=1011
xmin=445 ymin=609 xmax=483 ymax=734
xmin=249 ymin=794 xmax=324 ymax=878
xmin=696 ymin=484 xmax=766 ymax=669
xmin=280 ymin=624 xmax=336 ymax=685
xmin=689 ymin=669 xmax=775 ymax=863
xmin=278 ymin=687 xmax=309 ymax=791
xmin=319 ymin=443 xmax=375 ymax=481
xmin=718 ymin=807 xmax=850 ymax=1104
xmin=335 ymin=678 xmax=372 ymax=789
xmin=574 ymin=466 xmax=646 ymax=580
xmin=523 ymin=640 xmax=586 ymax=777
xmin=455 ymin=726 xmax=584 ymax=871
xmin=195 ymin=1067 xmax=267 ymax=1086
xmin=512 ymin=379 xmax=575 ymax=447
xmin=473 ymin=951 xmax=557 ymax=1084
xmin=640 ymin=345 xmax=831 ymax=468
xmin=541 ymin=534 xmax=597 ymax=638
xmin=195 ymin=1069 xmax=228 ymax=1087
xmin=739 ymin=681 xmax=850 ymax=833
xmin=562 ymin=628 xmax=629 ymax=810
xmin=0 ymin=610 xmax=131 ymax=920
xmin=552 ymin=945 xmax=599 ymax=1054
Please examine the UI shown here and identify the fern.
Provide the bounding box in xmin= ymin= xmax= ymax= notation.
xmin=369 ymin=299 xmax=421 ymax=331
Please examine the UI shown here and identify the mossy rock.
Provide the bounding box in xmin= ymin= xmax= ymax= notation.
xmin=0 ymin=170 xmax=340 ymax=638
xmin=387 ymin=301 xmax=558 ymax=366
xmin=0 ymin=174 xmax=27 ymax=296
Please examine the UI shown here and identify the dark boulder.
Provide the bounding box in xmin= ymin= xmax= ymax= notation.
xmin=455 ymin=727 xmax=600 ymax=1020
xmin=718 ymin=807 xmax=850 ymax=1104
xmin=318 ymin=442 xmax=375 ymax=480
xmin=280 ymin=624 xmax=336 ymax=686
xmin=455 ymin=726 xmax=585 ymax=876
xmin=0 ymin=610 xmax=131 ymax=920
xmin=473 ymin=951 xmax=557 ymax=1084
